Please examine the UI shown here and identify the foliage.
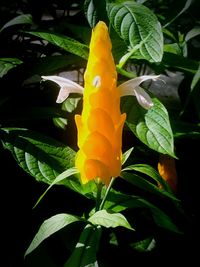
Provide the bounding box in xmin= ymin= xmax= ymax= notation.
xmin=0 ymin=0 xmax=199 ymax=266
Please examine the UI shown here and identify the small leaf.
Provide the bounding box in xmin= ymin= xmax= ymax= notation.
xmin=121 ymin=96 xmax=176 ymax=157
xmin=88 ymin=210 xmax=134 ymax=230
xmin=25 ymin=31 xmax=89 ymax=59
xmin=25 ymin=213 xmax=83 ymax=257
xmin=107 ymin=1 xmax=163 ymax=62
xmin=0 ymin=14 xmax=33 ymax=32
xmin=64 ymin=224 xmax=101 ymax=267
xmin=185 ymin=26 xmax=200 ymax=42
xmin=0 ymin=58 xmax=23 ymax=78
xmin=122 ymin=147 xmax=134 ymax=165
xmin=131 ymin=237 xmax=156 ymax=252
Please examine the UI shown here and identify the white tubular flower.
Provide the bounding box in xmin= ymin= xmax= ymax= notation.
xmin=117 ymin=75 xmax=160 ymax=109
xmin=41 ymin=76 xmax=84 ymax=103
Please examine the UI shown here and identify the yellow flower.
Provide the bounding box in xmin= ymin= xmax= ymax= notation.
xmin=42 ymin=21 xmax=159 ymax=185
xmin=74 ymin=21 xmax=126 ymax=185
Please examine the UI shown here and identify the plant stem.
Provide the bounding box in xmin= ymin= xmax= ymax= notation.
xmin=95 ymin=182 xmax=103 ymax=212
xmin=99 ymin=177 xmax=115 ymax=211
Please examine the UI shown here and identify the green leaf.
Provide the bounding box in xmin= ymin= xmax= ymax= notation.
xmin=122 ymin=147 xmax=134 ymax=165
xmin=25 ymin=31 xmax=89 ymax=60
xmin=191 ymin=63 xmax=200 ymax=91
xmin=84 ymin=0 xmax=107 ymax=28
xmin=123 ymin=163 xmax=173 ymax=193
xmin=0 ymin=14 xmax=33 ymax=32
xmin=88 ymin=210 xmax=134 ymax=230
xmin=64 ymin=224 xmax=101 ymax=267
xmin=131 ymin=237 xmax=156 ymax=252
xmin=0 ymin=58 xmax=23 ymax=78
xmin=121 ymin=171 xmax=178 ymax=202
xmin=121 ymin=96 xmax=175 ymax=157
xmin=104 ymin=190 xmax=181 ymax=233
xmin=0 ymin=128 xmax=75 ymax=183
xmin=107 ymin=1 xmax=163 ymax=62
xmin=33 ymin=167 xmax=79 ymax=208
xmin=25 ymin=213 xmax=82 ymax=257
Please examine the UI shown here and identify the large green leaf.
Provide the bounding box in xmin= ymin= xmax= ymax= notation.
xmin=64 ymin=224 xmax=101 ymax=267
xmin=107 ymin=1 xmax=163 ymax=62
xmin=88 ymin=210 xmax=133 ymax=230
xmin=25 ymin=31 xmax=89 ymax=60
xmin=0 ymin=58 xmax=23 ymax=78
xmin=25 ymin=213 xmax=82 ymax=257
xmin=121 ymin=96 xmax=175 ymax=157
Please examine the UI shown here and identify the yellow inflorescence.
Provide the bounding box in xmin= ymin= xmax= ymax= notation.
xmin=75 ymin=21 xmax=126 ymax=185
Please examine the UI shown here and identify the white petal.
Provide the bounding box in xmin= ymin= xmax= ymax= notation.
xmin=41 ymin=75 xmax=84 ymax=103
xmin=134 ymin=86 xmax=154 ymax=110
xmin=118 ymin=75 xmax=160 ymax=97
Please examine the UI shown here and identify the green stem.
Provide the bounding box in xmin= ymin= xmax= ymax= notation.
xmin=99 ymin=177 xmax=115 ymax=211
xmin=95 ymin=182 xmax=103 ymax=212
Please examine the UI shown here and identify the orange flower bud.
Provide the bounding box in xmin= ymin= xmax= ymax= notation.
xmin=75 ymin=21 xmax=126 ymax=185
xmin=158 ymin=154 xmax=177 ymax=192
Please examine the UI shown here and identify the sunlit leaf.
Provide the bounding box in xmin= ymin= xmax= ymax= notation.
xmin=88 ymin=210 xmax=134 ymax=230
xmin=25 ymin=213 xmax=83 ymax=257
xmin=121 ymin=96 xmax=176 ymax=157
xmin=107 ymin=1 xmax=163 ymax=62
xmin=122 ymin=147 xmax=134 ymax=165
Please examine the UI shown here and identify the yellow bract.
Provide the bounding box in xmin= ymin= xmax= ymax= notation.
xmin=75 ymin=21 xmax=126 ymax=185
